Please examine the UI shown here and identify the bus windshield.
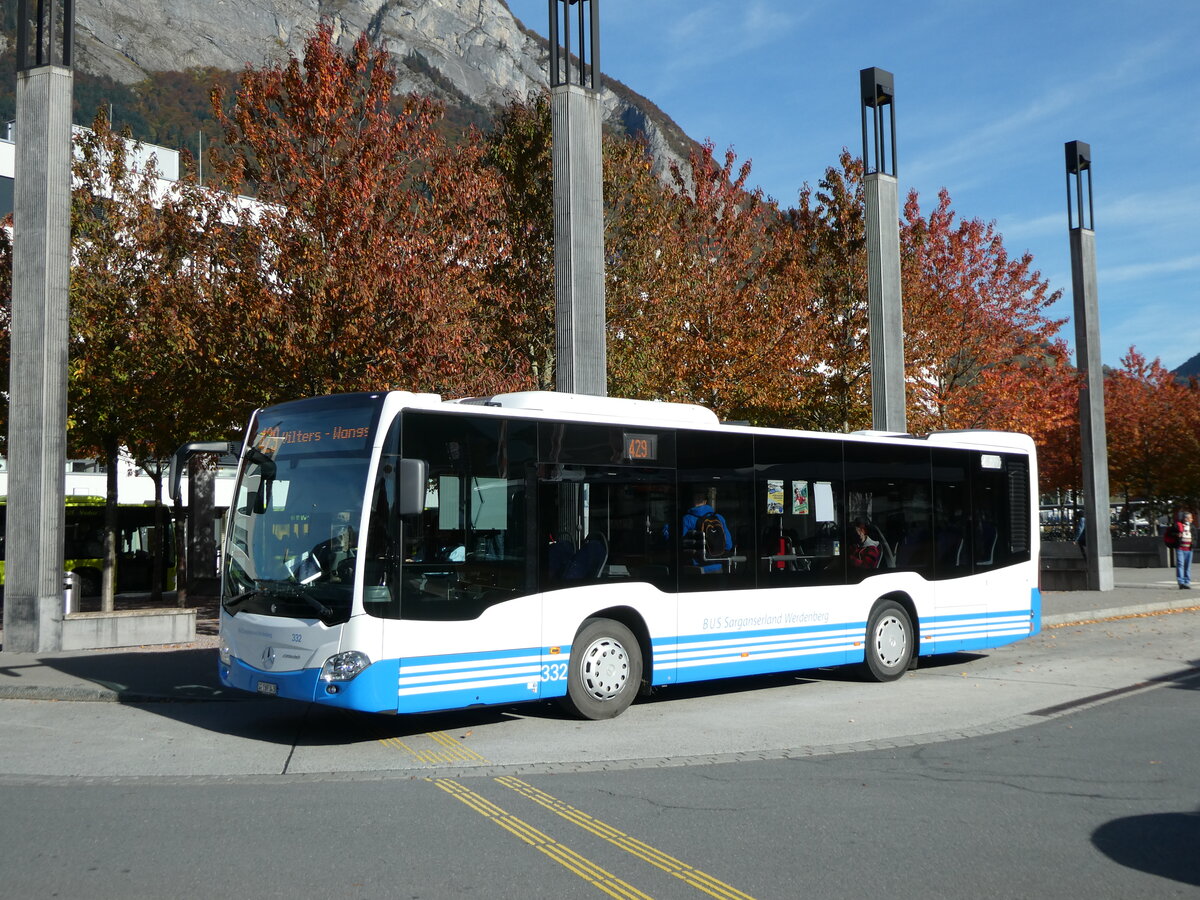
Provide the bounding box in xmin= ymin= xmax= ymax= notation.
xmin=223 ymin=395 xmax=383 ymax=625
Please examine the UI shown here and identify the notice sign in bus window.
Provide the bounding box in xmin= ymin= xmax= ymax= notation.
xmin=621 ymin=432 xmax=658 ymax=462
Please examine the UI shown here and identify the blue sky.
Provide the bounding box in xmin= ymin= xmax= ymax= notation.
xmin=504 ymin=0 xmax=1199 ymax=370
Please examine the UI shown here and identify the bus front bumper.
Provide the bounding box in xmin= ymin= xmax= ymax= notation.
xmin=220 ymin=655 xmax=399 ymax=713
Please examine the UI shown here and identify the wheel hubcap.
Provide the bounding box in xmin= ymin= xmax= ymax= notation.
xmin=580 ymin=636 xmax=630 ymax=701
xmin=874 ymin=615 xmax=907 ymax=668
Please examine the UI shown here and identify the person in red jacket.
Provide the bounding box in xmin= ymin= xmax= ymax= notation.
xmin=1168 ymin=511 xmax=1195 ymax=589
xmin=850 ymin=519 xmax=882 ymax=569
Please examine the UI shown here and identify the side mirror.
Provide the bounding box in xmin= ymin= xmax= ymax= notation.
xmin=397 ymin=459 xmax=428 ymax=516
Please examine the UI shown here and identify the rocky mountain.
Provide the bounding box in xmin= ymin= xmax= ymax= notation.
xmin=67 ymin=0 xmax=692 ymax=174
xmin=1172 ymin=351 xmax=1200 ymax=380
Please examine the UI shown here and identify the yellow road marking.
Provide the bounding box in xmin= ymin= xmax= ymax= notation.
xmin=496 ymin=776 xmax=757 ymax=900
xmin=378 ymin=731 xmax=491 ymax=765
xmin=427 ymin=729 xmax=490 ymax=762
xmin=432 ymin=778 xmax=652 ymax=900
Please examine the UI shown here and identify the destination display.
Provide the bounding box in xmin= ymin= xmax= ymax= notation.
xmin=252 ymin=407 xmax=376 ymax=456
xmin=622 ymin=432 xmax=658 ymax=462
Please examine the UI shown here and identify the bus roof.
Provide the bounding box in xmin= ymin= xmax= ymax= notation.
xmin=372 ymin=390 xmax=1033 ymax=455
xmin=450 ymin=391 xmax=721 ymax=427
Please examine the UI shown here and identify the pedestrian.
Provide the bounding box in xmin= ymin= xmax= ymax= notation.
xmin=1165 ymin=511 xmax=1195 ymax=589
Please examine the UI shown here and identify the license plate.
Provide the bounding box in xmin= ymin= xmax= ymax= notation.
xmin=257 ymin=681 xmax=278 ymax=696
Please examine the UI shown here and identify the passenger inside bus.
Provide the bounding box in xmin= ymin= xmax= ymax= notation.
xmin=849 ymin=519 xmax=882 ymax=569
xmin=677 ymin=491 xmax=734 ymax=574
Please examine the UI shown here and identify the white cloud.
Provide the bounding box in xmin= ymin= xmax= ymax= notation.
xmin=1100 ymin=253 xmax=1200 ymax=285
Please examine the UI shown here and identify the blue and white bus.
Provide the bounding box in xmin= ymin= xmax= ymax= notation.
xmin=217 ymin=390 xmax=1039 ymax=718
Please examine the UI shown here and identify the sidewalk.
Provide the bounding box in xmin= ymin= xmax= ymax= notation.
xmin=0 ymin=567 xmax=1195 ymax=704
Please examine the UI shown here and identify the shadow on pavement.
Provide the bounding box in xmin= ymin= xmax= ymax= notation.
xmin=20 ymin=648 xmax=227 ymax=701
xmin=1157 ymin=661 xmax=1200 ymax=692
xmin=1093 ymin=811 xmax=1200 ymax=887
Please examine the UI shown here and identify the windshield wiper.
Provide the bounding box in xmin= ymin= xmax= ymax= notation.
xmin=224 ymin=588 xmax=260 ymax=610
xmin=222 ymin=584 xmax=333 ymax=621
xmin=296 ymin=592 xmax=333 ymax=619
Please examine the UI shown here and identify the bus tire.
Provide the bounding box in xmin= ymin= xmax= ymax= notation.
xmin=862 ymin=600 xmax=913 ymax=682
xmin=562 ymin=618 xmax=642 ymax=720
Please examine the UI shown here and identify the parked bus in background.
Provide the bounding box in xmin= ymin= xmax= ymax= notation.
xmin=217 ymin=391 xmax=1039 ymax=719
xmin=0 ymin=496 xmax=176 ymax=598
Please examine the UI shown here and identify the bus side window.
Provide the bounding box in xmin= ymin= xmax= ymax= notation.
xmin=754 ymin=434 xmax=846 ymax=588
xmin=846 ymin=442 xmax=933 ymax=582
xmin=393 ymin=411 xmax=536 ymax=621
xmin=538 ymin=468 xmax=673 ymax=590
xmin=677 ymin=431 xmax=754 ymax=592
xmin=932 ymin=449 xmax=972 ymax=579
xmin=972 ymin=453 xmax=1031 ymax=570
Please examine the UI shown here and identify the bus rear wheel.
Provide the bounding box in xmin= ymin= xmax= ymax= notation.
xmin=562 ymin=618 xmax=642 ymax=720
xmin=862 ymin=600 xmax=913 ymax=682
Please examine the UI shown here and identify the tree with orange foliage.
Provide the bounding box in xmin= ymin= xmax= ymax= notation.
xmin=900 ymin=187 xmax=1070 ymax=433
xmin=1105 ymin=348 xmax=1200 ymax=512
xmin=480 ymin=94 xmax=555 ymax=389
xmin=785 ymin=151 xmax=872 ymax=432
xmin=209 ymin=23 xmax=519 ymax=403
xmin=0 ymin=111 xmax=233 ymax=608
xmin=607 ymin=140 xmax=814 ymax=425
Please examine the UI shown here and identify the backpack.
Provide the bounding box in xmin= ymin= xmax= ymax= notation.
xmin=698 ymin=512 xmax=729 ymax=559
xmin=1163 ymin=525 xmax=1179 ymax=548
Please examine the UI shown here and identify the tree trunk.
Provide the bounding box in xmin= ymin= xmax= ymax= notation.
xmin=149 ymin=467 xmax=164 ymax=605
xmin=173 ymin=490 xmax=188 ymax=609
xmin=102 ymin=440 xmax=119 ymax=612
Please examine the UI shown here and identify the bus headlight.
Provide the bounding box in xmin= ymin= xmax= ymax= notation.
xmin=219 ymin=643 xmax=233 ymax=666
xmin=319 ymin=650 xmax=371 ymax=683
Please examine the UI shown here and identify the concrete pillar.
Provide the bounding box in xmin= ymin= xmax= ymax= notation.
xmin=4 ymin=65 xmax=73 ymax=651
xmin=860 ymin=68 xmax=906 ymax=433
xmin=549 ymin=0 xmax=606 ymax=397
xmin=1070 ymin=230 xmax=1115 ymax=591
xmin=551 ymin=83 xmax=606 ymax=396
xmin=864 ymin=172 xmax=906 ymax=432
xmin=1066 ymin=141 xmax=1113 ymax=591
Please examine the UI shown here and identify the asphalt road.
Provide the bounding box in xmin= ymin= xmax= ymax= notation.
xmin=0 ymin=610 xmax=1197 ymax=898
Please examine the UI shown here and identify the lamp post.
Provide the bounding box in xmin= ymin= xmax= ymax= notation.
xmin=860 ymin=67 xmax=906 ymax=433
xmin=549 ymin=0 xmax=606 ymax=396
xmin=5 ymin=0 xmax=75 ymax=651
xmin=1065 ymin=141 xmax=1113 ymax=591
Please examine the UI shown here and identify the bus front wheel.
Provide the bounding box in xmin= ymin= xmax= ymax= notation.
xmin=862 ymin=600 xmax=913 ymax=682
xmin=562 ymin=618 xmax=643 ymax=720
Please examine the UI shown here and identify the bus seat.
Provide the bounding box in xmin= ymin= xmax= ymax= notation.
xmin=547 ymin=536 xmax=575 ymax=580
xmin=868 ymin=523 xmax=894 ymax=568
xmin=564 ymin=532 xmax=607 ymax=580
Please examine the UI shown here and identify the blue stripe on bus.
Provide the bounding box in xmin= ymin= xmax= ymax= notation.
xmin=920 ymin=604 xmax=1036 ymax=654
xmin=673 ymin=643 xmax=857 ymax=684
xmin=397 ymin=679 xmax=545 ymax=714
xmin=396 ymin=645 xmax=558 ymax=713
xmin=653 ymin=623 xmax=862 ymax=685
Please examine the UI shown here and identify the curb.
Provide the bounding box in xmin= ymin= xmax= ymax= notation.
xmin=0 ymin=684 xmax=244 ymax=703
xmin=1043 ymin=598 xmax=1200 ymax=627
